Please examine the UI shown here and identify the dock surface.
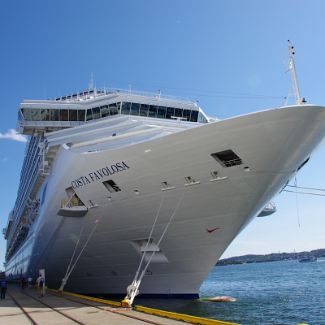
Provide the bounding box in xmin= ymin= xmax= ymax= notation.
xmin=0 ymin=285 xmax=187 ymax=325
xmin=0 ymin=285 xmax=236 ymax=325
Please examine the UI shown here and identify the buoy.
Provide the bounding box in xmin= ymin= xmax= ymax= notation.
xmin=201 ymin=296 xmax=237 ymax=302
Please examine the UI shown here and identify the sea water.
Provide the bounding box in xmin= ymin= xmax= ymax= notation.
xmin=137 ymin=259 xmax=325 ymax=325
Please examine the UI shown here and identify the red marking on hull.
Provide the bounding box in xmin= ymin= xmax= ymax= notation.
xmin=206 ymin=227 xmax=220 ymax=234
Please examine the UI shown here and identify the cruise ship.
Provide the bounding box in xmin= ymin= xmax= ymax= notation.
xmin=4 ymin=83 xmax=325 ymax=299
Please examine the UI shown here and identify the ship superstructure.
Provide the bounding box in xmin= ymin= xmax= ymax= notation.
xmin=4 ymin=86 xmax=325 ymax=297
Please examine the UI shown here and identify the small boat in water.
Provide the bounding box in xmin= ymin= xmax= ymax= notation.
xmin=298 ymin=256 xmax=317 ymax=263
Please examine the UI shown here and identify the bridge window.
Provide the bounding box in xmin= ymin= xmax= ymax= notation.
xmin=149 ymin=105 xmax=158 ymax=117
xmin=19 ymin=101 xmax=201 ymax=124
xmin=121 ymin=102 xmax=131 ymax=114
xmin=166 ymin=107 xmax=174 ymax=119
xmin=41 ymin=109 xmax=50 ymax=121
xmin=190 ymin=110 xmax=198 ymax=122
xmin=118 ymin=102 xmax=201 ymax=122
xmin=86 ymin=109 xmax=92 ymax=121
xmin=174 ymin=108 xmax=183 ymax=118
xmin=92 ymin=107 xmax=100 ymax=119
xmin=50 ymin=109 xmax=59 ymax=121
xmin=22 ymin=108 xmax=32 ymax=120
xmin=100 ymin=105 xmax=109 ymax=118
xmin=30 ymin=109 xmax=40 ymax=121
xmin=70 ymin=110 xmax=78 ymax=121
xmin=157 ymin=106 xmax=166 ymax=118
xmin=140 ymin=104 xmax=149 ymax=116
xmin=131 ymin=103 xmax=140 ymax=115
xmin=60 ymin=109 xmax=69 ymax=121
xmin=198 ymin=112 xmax=208 ymax=123
xmin=78 ymin=110 xmax=85 ymax=121
xmin=109 ymin=103 xmax=119 ymax=115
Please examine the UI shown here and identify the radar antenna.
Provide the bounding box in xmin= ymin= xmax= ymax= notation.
xmin=287 ymin=40 xmax=305 ymax=105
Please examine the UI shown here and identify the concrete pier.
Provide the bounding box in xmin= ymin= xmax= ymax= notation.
xmin=0 ymin=285 xmax=238 ymax=325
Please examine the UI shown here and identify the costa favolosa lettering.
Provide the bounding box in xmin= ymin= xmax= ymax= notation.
xmin=71 ymin=161 xmax=130 ymax=189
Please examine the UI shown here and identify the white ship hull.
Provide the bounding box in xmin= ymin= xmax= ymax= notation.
xmin=6 ymin=105 xmax=325 ymax=296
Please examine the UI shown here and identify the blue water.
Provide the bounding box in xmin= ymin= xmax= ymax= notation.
xmin=136 ymin=259 xmax=325 ymax=325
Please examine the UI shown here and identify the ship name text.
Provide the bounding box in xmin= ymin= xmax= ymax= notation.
xmin=71 ymin=161 xmax=130 ymax=189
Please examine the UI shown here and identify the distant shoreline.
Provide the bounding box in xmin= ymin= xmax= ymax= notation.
xmin=217 ymin=248 xmax=325 ymax=266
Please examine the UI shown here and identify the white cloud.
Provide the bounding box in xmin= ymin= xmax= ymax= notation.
xmin=0 ymin=129 xmax=27 ymax=143
xmin=1 ymin=157 xmax=8 ymax=162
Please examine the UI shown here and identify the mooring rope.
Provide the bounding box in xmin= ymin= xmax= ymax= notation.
xmin=124 ymin=190 xmax=185 ymax=306
xmin=59 ymin=219 xmax=100 ymax=291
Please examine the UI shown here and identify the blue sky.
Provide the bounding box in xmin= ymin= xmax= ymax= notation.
xmin=1 ymin=0 xmax=325 ymax=267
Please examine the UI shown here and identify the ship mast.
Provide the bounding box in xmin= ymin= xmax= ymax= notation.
xmin=287 ymin=40 xmax=305 ymax=105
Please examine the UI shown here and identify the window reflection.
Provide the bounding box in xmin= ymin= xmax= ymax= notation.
xmin=121 ymin=102 xmax=130 ymax=115
xmin=100 ymin=105 xmax=109 ymax=118
xmin=166 ymin=107 xmax=174 ymax=119
xmin=92 ymin=107 xmax=100 ymax=119
xmin=157 ymin=106 xmax=166 ymax=118
xmin=118 ymin=102 xmax=202 ymax=123
xmin=70 ymin=110 xmax=78 ymax=121
xmin=190 ymin=110 xmax=198 ymax=122
xmin=50 ymin=110 xmax=59 ymax=121
xmin=109 ymin=103 xmax=119 ymax=115
xmin=78 ymin=110 xmax=85 ymax=121
xmin=131 ymin=103 xmax=140 ymax=115
xmin=41 ymin=109 xmax=50 ymax=121
xmin=86 ymin=109 xmax=92 ymax=121
xmin=60 ymin=110 xmax=69 ymax=121
xmin=175 ymin=108 xmax=182 ymax=118
xmin=20 ymin=101 xmax=205 ymax=124
xmin=140 ymin=104 xmax=149 ymax=117
xmin=183 ymin=109 xmax=191 ymax=121
xmin=149 ymin=105 xmax=158 ymax=118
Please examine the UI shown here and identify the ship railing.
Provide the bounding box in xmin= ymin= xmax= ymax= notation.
xmin=6 ymin=202 xmax=40 ymax=260
xmin=50 ymin=87 xmax=197 ymax=106
xmin=13 ymin=136 xmax=41 ymax=217
xmin=12 ymin=155 xmax=40 ymax=221
xmin=7 ymin=154 xmax=42 ymax=245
